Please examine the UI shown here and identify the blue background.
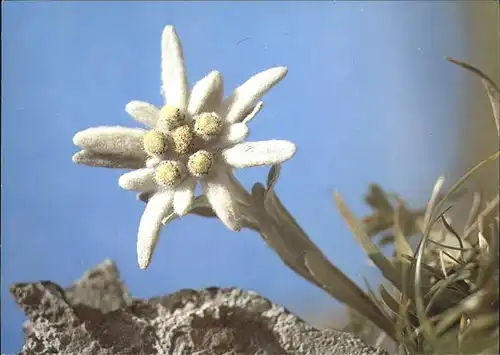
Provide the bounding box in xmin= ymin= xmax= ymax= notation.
xmin=2 ymin=2 xmax=467 ymax=353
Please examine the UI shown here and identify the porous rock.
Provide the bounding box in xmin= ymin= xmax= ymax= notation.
xmin=11 ymin=259 xmax=387 ymax=355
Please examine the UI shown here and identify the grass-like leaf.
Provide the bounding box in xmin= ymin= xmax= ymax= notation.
xmin=335 ymin=193 xmax=406 ymax=292
xmin=447 ymin=57 xmax=500 ymax=137
xmin=305 ymin=251 xmax=397 ymax=339
xmin=414 ymin=176 xmax=446 ymax=346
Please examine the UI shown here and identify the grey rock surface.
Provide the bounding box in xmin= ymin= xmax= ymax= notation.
xmin=11 ymin=259 xmax=388 ymax=355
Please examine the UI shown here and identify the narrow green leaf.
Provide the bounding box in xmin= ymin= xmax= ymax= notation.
xmin=335 ymin=192 xmax=405 ymax=292
xmin=447 ymin=57 xmax=500 ymax=137
xmin=393 ymin=203 xmax=414 ymax=257
xmin=415 ymin=176 xmax=446 ymax=346
xmin=304 ymin=250 xmax=396 ymax=340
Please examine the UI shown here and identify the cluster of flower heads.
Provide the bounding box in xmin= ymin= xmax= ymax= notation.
xmin=72 ymin=25 xmax=296 ymax=269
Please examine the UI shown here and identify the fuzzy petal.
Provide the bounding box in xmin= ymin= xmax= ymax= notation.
xmin=221 ymin=140 xmax=296 ymax=169
xmin=173 ymin=178 xmax=196 ymax=216
xmin=188 ymin=71 xmax=224 ymax=116
xmin=125 ymin=101 xmax=160 ymax=128
xmin=201 ymin=171 xmax=241 ymax=231
xmin=118 ymin=168 xmax=156 ymax=192
xmin=72 ymin=150 xmax=145 ymax=169
xmin=161 ymin=26 xmax=188 ymax=110
xmin=73 ymin=126 xmax=147 ymax=159
xmin=137 ymin=190 xmax=174 ymax=269
xmin=220 ymin=67 xmax=288 ymax=123
xmin=216 ymin=123 xmax=249 ymax=148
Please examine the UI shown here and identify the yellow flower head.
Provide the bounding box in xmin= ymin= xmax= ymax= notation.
xmin=155 ymin=160 xmax=184 ymax=186
xmin=187 ymin=150 xmax=214 ymax=177
xmin=194 ymin=112 xmax=223 ymax=139
xmin=143 ymin=130 xmax=167 ymax=156
xmin=171 ymin=124 xmax=195 ymax=154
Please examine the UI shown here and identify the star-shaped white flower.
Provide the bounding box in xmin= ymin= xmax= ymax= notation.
xmin=72 ymin=25 xmax=296 ymax=269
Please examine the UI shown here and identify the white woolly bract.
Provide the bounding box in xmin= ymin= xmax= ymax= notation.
xmin=73 ymin=126 xmax=147 ymax=158
xmin=217 ymin=123 xmax=249 ymax=147
xmin=173 ymin=178 xmax=197 ymax=216
xmin=221 ymin=140 xmax=296 ymax=169
xmin=72 ymin=150 xmax=145 ymax=169
xmin=137 ymin=190 xmax=174 ymax=269
xmin=188 ymin=71 xmax=224 ymax=116
xmin=119 ymin=168 xmax=156 ymax=192
xmin=220 ymin=67 xmax=288 ymax=124
xmin=125 ymin=101 xmax=160 ymax=128
xmin=201 ymin=171 xmax=242 ymax=231
xmin=161 ymin=26 xmax=188 ymax=110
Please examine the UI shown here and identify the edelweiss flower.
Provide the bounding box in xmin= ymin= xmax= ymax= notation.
xmin=72 ymin=25 xmax=296 ymax=269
